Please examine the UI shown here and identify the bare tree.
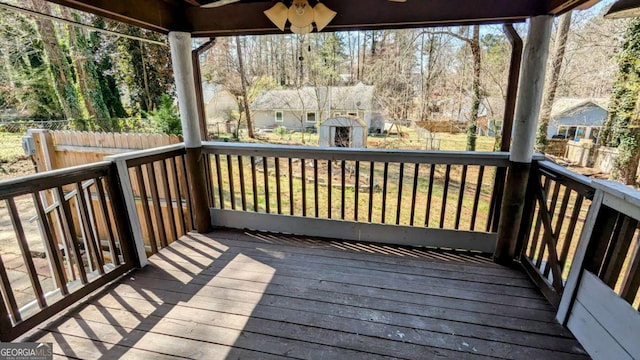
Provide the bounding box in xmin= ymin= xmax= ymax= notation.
xmin=536 ymin=11 xmax=572 ymax=151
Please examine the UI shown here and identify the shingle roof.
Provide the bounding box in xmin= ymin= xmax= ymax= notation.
xmin=251 ymin=83 xmax=375 ymax=111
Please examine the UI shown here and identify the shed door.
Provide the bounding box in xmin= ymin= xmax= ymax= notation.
xmin=334 ymin=127 xmax=351 ymax=147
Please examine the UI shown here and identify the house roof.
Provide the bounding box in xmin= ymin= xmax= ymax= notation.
xmin=252 ymin=83 xmax=375 ymax=111
xmin=550 ymin=98 xmax=609 ymax=119
xmin=44 ymin=0 xmax=594 ymax=37
xmin=321 ymin=116 xmax=367 ymax=128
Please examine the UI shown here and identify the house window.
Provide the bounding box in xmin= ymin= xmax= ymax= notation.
xmin=275 ymin=111 xmax=283 ymax=122
xmin=306 ymin=112 xmax=316 ymax=123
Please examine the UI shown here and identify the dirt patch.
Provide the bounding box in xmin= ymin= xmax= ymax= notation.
xmin=0 ymin=158 xmax=36 ymax=181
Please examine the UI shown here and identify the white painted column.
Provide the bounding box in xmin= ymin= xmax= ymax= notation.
xmin=168 ymin=31 xmax=212 ymax=232
xmin=495 ymin=16 xmax=553 ymax=263
xmin=510 ymin=16 xmax=553 ymax=163
xmin=168 ymin=31 xmax=201 ymax=148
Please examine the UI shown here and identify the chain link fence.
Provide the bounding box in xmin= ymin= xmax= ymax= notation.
xmin=0 ymin=119 xmax=71 ymax=133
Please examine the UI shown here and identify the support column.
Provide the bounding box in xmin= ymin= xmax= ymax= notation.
xmin=169 ymin=31 xmax=212 ymax=233
xmin=494 ymin=16 xmax=553 ymax=264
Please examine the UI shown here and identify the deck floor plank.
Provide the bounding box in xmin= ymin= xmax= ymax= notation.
xmin=29 ymin=230 xmax=589 ymax=359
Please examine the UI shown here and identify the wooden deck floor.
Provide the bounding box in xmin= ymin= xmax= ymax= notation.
xmin=29 ymin=230 xmax=588 ymax=359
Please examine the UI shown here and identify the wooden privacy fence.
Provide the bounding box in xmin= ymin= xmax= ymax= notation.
xmin=204 ymin=142 xmax=509 ymax=253
xmin=26 ymin=130 xmax=189 ymax=255
xmin=28 ymin=129 xmax=182 ymax=171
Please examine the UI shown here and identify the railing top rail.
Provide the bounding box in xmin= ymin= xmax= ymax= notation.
xmin=593 ymin=179 xmax=640 ymax=213
xmin=203 ymin=142 xmax=511 ymax=166
xmin=0 ymin=161 xmax=111 ymax=199
xmin=535 ymin=158 xmax=594 ymax=195
xmin=104 ymin=143 xmax=185 ymax=164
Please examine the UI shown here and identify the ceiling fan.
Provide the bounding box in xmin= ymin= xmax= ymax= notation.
xmin=201 ymin=0 xmax=406 ymax=33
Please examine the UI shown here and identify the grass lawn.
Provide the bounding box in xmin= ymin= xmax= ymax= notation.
xmin=251 ymin=130 xmax=498 ymax=152
xmin=0 ymin=132 xmax=27 ymax=163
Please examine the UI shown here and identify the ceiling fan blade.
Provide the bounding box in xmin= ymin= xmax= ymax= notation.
xmin=388 ymin=0 xmax=407 ymax=2
xmin=201 ymin=0 xmax=242 ymax=8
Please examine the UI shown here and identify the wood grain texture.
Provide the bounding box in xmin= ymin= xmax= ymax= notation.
xmin=31 ymin=230 xmax=587 ymax=359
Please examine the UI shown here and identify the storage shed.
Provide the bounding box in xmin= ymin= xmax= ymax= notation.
xmin=319 ymin=116 xmax=367 ymax=148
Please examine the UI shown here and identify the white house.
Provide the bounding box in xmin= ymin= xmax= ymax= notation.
xmin=251 ymin=83 xmax=384 ymax=132
xmin=202 ymin=82 xmax=239 ymax=134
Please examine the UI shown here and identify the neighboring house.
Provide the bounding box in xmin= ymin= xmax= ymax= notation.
xmin=547 ymin=98 xmax=608 ymax=142
xmin=202 ymin=82 xmax=239 ymax=133
xmin=251 ymin=83 xmax=384 ymax=131
xmin=424 ymin=96 xmax=505 ymax=136
xmin=319 ymin=116 xmax=367 ymax=148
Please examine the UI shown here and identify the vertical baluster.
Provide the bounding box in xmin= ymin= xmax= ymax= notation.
xmin=263 ymin=157 xmax=270 ymax=213
xmin=470 ymin=166 xmax=485 ymax=231
xmin=620 ymin=230 xmax=640 ymax=304
xmin=410 ymin=163 xmax=419 ymax=226
xmin=227 ymin=154 xmax=236 ymax=210
xmin=170 ymin=157 xmax=187 ymax=236
xmin=146 ymin=163 xmax=168 ymax=249
xmin=135 ymin=165 xmax=157 ymax=254
xmin=75 ymin=182 xmax=105 ymax=275
xmin=535 ymin=180 xmax=561 ymax=269
xmin=543 ymin=187 xmax=572 ymax=277
xmin=559 ymin=194 xmax=583 ymax=268
xmin=180 ymin=155 xmax=195 ymax=231
xmin=7 ymin=198 xmax=47 ymax=308
xmin=215 ymin=154 xmax=224 ymax=209
xmin=160 ymin=160 xmax=178 ymax=242
xmin=341 ymin=160 xmax=346 ymax=220
xmin=95 ymin=178 xmax=120 ymax=265
xmin=354 ymin=161 xmax=360 ymax=221
xmin=327 ymin=160 xmax=332 ymax=219
xmin=33 ymin=192 xmax=69 ymax=293
xmin=238 ymin=156 xmax=247 ymax=211
xmin=314 ymin=159 xmax=319 ymax=217
xmin=301 ymin=158 xmax=307 ymax=217
xmin=56 ymin=187 xmax=88 ymax=284
xmin=439 ymin=165 xmax=451 ymax=228
xmin=0 ymin=253 xmax=21 ymax=323
xmin=529 ymin=175 xmax=550 ymax=259
xmin=251 ymin=156 xmax=258 ymax=212
xmin=368 ymin=162 xmax=374 ymax=223
xmin=381 ymin=162 xmax=389 ymax=224
xmin=289 ymin=158 xmax=294 ymax=215
xmin=425 ymin=164 xmax=435 ymax=227
xmin=275 ymin=157 xmax=282 ymax=214
xmin=455 ymin=165 xmax=468 ymax=230
xmin=396 ymin=163 xmax=404 ymax=225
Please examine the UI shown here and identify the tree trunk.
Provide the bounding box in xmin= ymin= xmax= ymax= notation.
xmin=29 ymin=0 xmax=84 ymax=120
xmin=466 ymin=25 xmax=481 ymax=151
xmin=536 ymin=11 xmax=572 ymax=151
xmin=236 ymin=36 xmax=254 ymax=138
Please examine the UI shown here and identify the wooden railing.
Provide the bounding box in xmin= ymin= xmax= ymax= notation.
xmin=0 ymin=162 xmax=136 ymax=340
xmin=106 ymin=144 xmax=194 ymax=258
xmin=203 ymin=143 xmax=509 ymax=253
xmin=518 ymin=159 xmax=595 ymax=307
xmin=556 ymin=180 xmax=640 ymax=359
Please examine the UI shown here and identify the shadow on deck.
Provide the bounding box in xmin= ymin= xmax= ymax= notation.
xmin=28 ymin=230 xmax=588 ymax=359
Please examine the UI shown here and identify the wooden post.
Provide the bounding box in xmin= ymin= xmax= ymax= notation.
xmin=108 ymin=158 xmax=148 ymax=267
xmin=169 ymin=31 xmax=212 ymax=233
xmin=494 ymin=16 xmax=553 ymax=264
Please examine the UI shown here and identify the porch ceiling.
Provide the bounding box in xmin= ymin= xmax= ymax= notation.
xmin=44 ymin=0 xmax=595 ymax=37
